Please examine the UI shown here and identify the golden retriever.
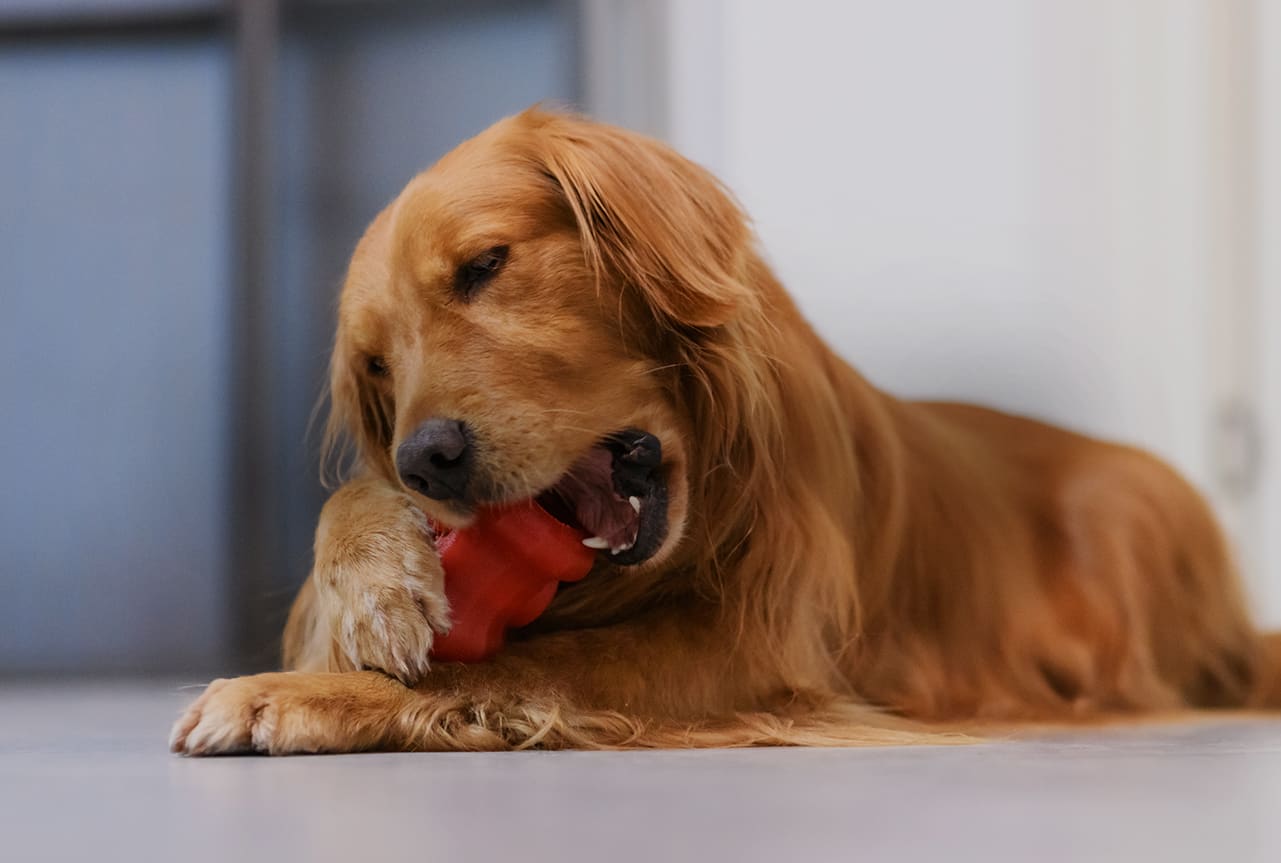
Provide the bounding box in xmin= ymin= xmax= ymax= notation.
xmin=170 ymin=108 xmax=1280 ymax=755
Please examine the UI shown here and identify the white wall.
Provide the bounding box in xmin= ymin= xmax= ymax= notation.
xmin=658 ymin=0 xmax=1278 ymax=623
xmin=1259 ymin=0 xmax=1281 ymax=627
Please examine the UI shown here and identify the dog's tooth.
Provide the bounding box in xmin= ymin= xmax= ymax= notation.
xmin=628 ymin=496 xmax=641 ymax=513
xmin=582 ymin=536 xmax=610 ymax=550
xmin=611 ymin=541 xmax=634 ymax=555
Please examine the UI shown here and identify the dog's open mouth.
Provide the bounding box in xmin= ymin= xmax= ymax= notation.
xmin=535 ymin=428 xmax=668 ymax=566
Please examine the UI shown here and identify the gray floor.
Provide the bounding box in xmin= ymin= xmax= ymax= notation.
xmin=2 ymin=682 xmax=1280 ymax=862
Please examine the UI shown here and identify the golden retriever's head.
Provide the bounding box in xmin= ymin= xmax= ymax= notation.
xmin=326 ymin=108 xmax=757 ymax=570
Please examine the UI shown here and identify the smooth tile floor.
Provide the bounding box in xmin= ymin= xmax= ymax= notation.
xmin=2 ymin=681 xmax=1280 ymax=862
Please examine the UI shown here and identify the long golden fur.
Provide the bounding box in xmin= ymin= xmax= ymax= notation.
xmin=171 ymin=109 xmax=1280 ymax=755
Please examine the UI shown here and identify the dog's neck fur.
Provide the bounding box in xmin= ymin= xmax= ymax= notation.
xmin=681 ymin=256 xmax=903 ymax=688
xmin=541 ymin=251 xmax=911 ymax=696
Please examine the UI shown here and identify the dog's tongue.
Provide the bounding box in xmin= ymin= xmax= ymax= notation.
xmin=429 ymin=500 xmax=595 ymax=663
xmin=549 ymin=446 xmax=639 ymax=549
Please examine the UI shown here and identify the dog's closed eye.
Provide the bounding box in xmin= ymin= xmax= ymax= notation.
xmin=455 ymin=245 xmax=509 ymax=301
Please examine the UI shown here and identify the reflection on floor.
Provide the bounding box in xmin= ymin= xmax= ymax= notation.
xmin=2 ymin=681 xmax=1279 ymax=862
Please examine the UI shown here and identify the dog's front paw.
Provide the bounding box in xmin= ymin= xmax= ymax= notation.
xmin=169 ymin=676 xmax=274 ymax=755
xmin=169 ymin=672 xmax=410 ymax=756
xmin=337 ymin=556 xmax=450 ymax=686
xmin=316 ymin=496 xmax=450 ymax=686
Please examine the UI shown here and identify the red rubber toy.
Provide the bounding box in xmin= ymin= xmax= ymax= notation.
xmin=428 ymin=500 xmax=596 ymax=663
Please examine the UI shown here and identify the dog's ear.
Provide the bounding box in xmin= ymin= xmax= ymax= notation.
xmin=533 ymin=114 xmax=755 ymax=329
xmin=321 ymin=331 xmax=395 ymax=484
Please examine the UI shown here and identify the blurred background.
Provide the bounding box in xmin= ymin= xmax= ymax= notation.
xmin=1 ymin=0 xmax=1277 ymax=678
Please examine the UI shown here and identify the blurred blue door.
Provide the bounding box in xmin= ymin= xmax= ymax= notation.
xmin=0 ymin=0 xmax=578 ymax=675
xmin=0 ymin=36 xmax=233 ymax=673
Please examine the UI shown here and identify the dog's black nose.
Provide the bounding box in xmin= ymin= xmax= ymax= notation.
xmin=396 ymin=418 xmax=472 ymax=501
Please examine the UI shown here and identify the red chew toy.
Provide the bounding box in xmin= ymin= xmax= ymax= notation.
xmin=428 ymin=500 xmax=596 ymax=663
